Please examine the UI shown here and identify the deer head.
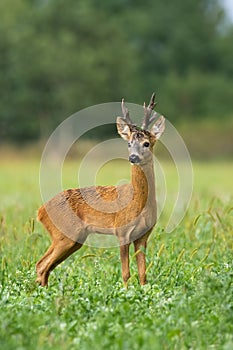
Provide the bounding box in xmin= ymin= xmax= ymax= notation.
xmin=117 ymin=93 xmax=165 ymax=165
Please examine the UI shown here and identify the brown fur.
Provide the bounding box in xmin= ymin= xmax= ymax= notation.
xmin=36 ymin=110 xmax=165 ymax=287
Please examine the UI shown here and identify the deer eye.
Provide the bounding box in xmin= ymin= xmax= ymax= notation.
xmin=143 ymin=142 xmax=150 ymax=147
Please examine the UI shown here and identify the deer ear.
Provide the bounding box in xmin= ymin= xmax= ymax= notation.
xmin=150 ymin=116 xmax=165 ymax=139
xmin=116 ymin=117 xmax=131 ymax=141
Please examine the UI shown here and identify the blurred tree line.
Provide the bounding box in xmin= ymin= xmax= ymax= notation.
xmin=0 ymin=0 xmax=232 ymax=142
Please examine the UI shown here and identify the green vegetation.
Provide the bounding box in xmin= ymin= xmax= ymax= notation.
xmin=0 ymin=0 xmax=233 ymax=142
xmin=0 ymin=157 xmax=232 ymax=350
xmin=0 ymin=1 xmax=232 ymax=348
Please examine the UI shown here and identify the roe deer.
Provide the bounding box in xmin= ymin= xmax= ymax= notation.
xmin=36 ymin=93 xmax=165 ymax=287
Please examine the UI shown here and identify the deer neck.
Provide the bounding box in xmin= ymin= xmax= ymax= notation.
xmin=131 ymin=160 xmax=156 ymax=207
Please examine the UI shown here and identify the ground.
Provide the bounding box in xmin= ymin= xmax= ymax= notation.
xmin=0 ymin=158 xmax=232 ymax=350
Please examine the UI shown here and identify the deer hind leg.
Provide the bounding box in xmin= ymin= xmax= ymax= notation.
xmin=36 ymin=237 xmax=82 ymax=287
xmin=36 ymin=244 xmax=54 ymax=278
xmin=133 ymin=230 xmax=152 ymax=285
xmin=120 ymin=243 xmax=130 ymax=286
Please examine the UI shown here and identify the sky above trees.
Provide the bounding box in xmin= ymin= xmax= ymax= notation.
xmin=222 ymin=0 xmax=233 ymax=20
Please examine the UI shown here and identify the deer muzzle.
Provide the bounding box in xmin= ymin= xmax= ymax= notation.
xmin=129 ymin=154 xmax=141 ymax=164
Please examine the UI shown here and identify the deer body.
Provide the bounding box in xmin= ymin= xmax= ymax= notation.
xmin=36 ymin=94 xmax=165 ymax=287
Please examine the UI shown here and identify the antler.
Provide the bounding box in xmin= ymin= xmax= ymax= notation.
xmin=141 ymin=93 xmax=159 ymax=130
xmin=121 ymin=98 xmax=133 ymax=125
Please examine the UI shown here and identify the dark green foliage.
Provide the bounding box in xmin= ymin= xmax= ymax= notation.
xmin=0 ymin=0 xmax=233 ymax=142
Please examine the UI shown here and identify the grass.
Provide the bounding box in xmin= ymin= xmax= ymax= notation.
xmin=0 ymin=155 xmax=232 ymax=350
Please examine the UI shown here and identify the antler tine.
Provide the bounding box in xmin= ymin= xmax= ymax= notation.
xmin=121 ymin=98 xmax=133 ymax=125
xmin=148 ymin=92 xmax=156 ymax=110
xmin=148 ymin=111 xmax=160 ymax=125
xmin=141 ymin=92 xmax=157 ymax=130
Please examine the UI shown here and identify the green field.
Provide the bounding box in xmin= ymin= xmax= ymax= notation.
xmin=0 ymin=157 xmax=232 ymax=350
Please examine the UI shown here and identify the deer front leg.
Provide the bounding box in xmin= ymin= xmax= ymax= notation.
xmin=133 ymin=231 xmax=151 ymax=285
xmin=120 ymin=243 xmax=130 ymax=286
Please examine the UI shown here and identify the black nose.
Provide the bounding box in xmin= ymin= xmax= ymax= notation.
xmin=129 ymin=154 xmax=141 ymax=164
